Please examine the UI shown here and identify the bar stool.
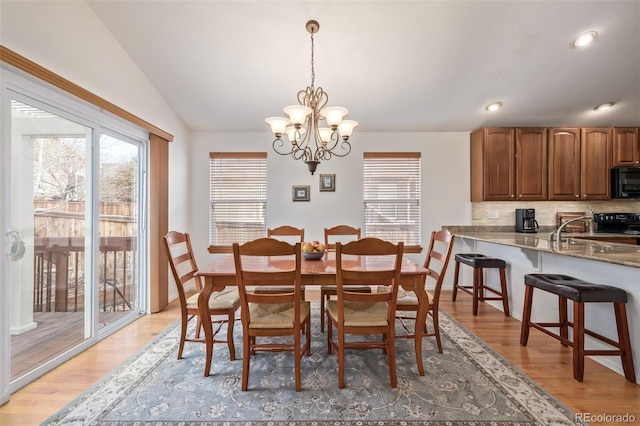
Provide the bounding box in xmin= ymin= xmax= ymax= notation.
xmin=452 ymin=253 xmax=510 ymax=316
xmin=520 ymin=273 xmax=635 ymax=382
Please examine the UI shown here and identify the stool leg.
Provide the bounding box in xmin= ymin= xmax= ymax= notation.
xmin=452 ymin=261 xmax=461 ymax=301
xmin=520 ymin=285 xmax=534 ymax=346
xmin=573 ymin=301 xmax=585 ymax=382
xmin=472 ymin=267 xmax=482 ymax=316
xmin=614 ymin=302 xmax=636 ymax=382
xmin=499 ymin=268 xmax=509 ymax=316
xmin=558 ymin=296 xmax=569 ymax=346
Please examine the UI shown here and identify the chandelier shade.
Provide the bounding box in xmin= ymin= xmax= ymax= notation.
xmin=266 ymin=20 xmax=357 ymax=175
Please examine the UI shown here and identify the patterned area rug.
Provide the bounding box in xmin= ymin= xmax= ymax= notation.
xmin=44 ymin=304 xmax=584 ymax=425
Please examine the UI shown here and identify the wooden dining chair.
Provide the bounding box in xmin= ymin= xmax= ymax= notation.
xmin=392 ymin=230 xmax=455 ymax=372
xmin=320 ymin=225 xmax=371 ymax=332
xmin=163 ymin=231 xmax=240 ymax=374
xmin=327 ymin=237 xmax=404 ymax=388
xmin=232 ymin=237 xmax=311 ymax=391
xmin=255 ymin=226 xmax=306 ymax=299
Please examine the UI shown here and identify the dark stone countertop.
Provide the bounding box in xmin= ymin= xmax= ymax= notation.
xmin=443 ymin=227 xmax=640 ymax=268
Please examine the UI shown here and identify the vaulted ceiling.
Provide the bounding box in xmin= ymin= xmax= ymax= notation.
xmin=87 ymin=0 xmax=640 ymax=133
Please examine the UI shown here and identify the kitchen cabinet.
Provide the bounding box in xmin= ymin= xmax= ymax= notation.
xmin=471 ymin=128 xmax=514 ymax=201
xmin=547 ymin=127 xmax=610 ymax=200
xmin=580 ymin=127 xmax=611 ymax=200
xmin=516 ymin=128 xmax=547 ymax=201
xmin=548 ymin=128 xmax=581 ymax=200
xmin=612 ymin=127 xmax=639 ymax=167
xmin=470 ymin=127 xmax=546 ymax=201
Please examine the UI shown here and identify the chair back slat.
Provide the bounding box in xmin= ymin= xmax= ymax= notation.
xmin=268 ymin=225 xmax=305 ymax=243
xmin=324 ymin=225 xmax=361 ymax=251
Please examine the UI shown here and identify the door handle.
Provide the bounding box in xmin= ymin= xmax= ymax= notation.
xmin=6 ymin=230 xmax=26 ymax=260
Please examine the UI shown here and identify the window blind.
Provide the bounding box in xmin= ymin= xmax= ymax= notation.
xmin=209 ymin=153 xmax=267 ymax=249
xmin=363 ymin=153 xmax=421 ymax=247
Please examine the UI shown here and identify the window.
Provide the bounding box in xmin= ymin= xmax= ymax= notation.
xmin=363 ymin=152 xmax=421 ymax=252
xmin=208 ymin=152 xmax=267 ymax=252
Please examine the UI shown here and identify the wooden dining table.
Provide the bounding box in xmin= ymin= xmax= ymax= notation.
xmin=196 ymin=252 xmax=431 ymax=376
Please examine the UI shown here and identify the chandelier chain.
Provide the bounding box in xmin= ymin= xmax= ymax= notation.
xmin=310 ymin=31 xmax=315 ymax=90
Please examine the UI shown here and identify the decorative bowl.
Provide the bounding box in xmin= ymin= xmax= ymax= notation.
xmin=302 ymin=251 xmax=325 ymax=260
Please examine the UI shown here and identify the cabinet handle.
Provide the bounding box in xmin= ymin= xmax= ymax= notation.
xmin=575 ymin=194 xmax=579 ymax=198
xmin=511 ymin=194 xmax=515 ymax=198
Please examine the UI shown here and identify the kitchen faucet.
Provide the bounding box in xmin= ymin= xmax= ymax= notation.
xmin=547 ymin=208 xmax=594 ymax=248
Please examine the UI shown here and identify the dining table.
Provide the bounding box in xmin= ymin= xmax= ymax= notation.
xmin=196 ymin=252 xmax=431 ymax=376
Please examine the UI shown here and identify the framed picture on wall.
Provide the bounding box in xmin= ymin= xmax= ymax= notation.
xmin=319 ymin=174 xmax=335 ymax=192
xmin=292 ymin=185 xmax=310 ymax=201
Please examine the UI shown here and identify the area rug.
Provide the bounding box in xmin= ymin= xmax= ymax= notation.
xmin=44 ymin=304 xmax=584 ymax=425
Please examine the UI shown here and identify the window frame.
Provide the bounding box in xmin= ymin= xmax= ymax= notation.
xmin=207 ymin=152 xmax=267 ymax=253
xmin=362 ymin=152 xmax=422 ymax=253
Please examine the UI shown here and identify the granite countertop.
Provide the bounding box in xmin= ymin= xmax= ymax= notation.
xmin=444 ymin=227 xmax=640 ymax=268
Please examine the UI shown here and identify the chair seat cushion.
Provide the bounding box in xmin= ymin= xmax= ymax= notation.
xmin=254 ymin=286 xmax=294 ymax=293
xmin=376 ymin=286 xmax=433 ymax=306
xmin=327 ymin=300 xmax=389 ymax=327
xmin=186 ymin=287 xmax=240 ymax=311
xmin=524 ymin=274 xmax=628 ymax=303
xmin=248 ymin=301 xmax=311 ymax=329
xmin=455 ymin=253 xmax=506 ymax=269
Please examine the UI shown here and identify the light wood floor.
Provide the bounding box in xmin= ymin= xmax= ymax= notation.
xmin=1 ymin=290 xmax=638 ymax=425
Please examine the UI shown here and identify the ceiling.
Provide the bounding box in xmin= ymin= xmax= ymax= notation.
xmin=86 ymin=0 xmax=640 ymax=133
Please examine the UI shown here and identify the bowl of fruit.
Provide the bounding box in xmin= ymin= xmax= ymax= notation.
xmin=301 ymin=241 xmax=326 ymax=260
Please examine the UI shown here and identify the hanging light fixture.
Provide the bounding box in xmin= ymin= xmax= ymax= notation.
xmin=265 ymin=20 xmax=357 ymax=175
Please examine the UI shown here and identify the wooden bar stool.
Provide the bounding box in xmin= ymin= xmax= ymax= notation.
xmin=520 ymin=273 xmax=635 ymax=382
xmin=452 ymin=253 xmax=509 ymax=316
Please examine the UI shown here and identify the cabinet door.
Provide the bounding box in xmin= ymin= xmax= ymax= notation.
xmin=548 ymin=128 xmax=580 ymax=200
xmin=516 ymin=128 xmax=547 ymax=200
xmin=581 ymin=128 xmax=611 ymax=200
xmin=612 ymin=127 xmax=639 ymax=166
xmin=483 ymin=128 xmax=515 ymax=200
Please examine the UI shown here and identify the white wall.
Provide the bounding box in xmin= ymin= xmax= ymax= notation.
xmin=0 ymin=1 xmax=191 ymax=298
xmin=189 ymin=131 xmax=473 ymax=265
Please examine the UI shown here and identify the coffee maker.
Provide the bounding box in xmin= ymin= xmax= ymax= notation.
xmin=515 ymin=208 xmax=539 ymax=233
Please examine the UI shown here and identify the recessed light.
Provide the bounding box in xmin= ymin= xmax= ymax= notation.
xmin=485 ymin=101 xmax=503 ymax=112
xmin=593 ymin=102 xmax=615 ymax=111
xmin=571 ymin=31 xmax=598 ymax=49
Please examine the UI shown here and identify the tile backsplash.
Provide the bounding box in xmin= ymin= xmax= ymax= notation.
xmin=471 ymin=200 xmax=640 ymax=228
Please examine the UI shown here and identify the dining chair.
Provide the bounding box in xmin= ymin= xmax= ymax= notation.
xmin=163 ymin=231 xmax=240 ymax=373
xmin=320 ymin=225 xmax=371 ymax=332
xmin=232 ymin=237 xmax=311 ymax=391
xmin=255 ymin=226 xmax=306 ymax=299
xmin=393 ymin=229 xmax=455 ymax=356
xmin=327 ymin=237 xmax=404 ymax=388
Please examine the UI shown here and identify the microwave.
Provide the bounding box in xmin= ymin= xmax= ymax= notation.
xmin=611 ymin=167 xmax=640 ymax=199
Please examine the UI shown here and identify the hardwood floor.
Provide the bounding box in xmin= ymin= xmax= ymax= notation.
xmin=1 ymin=289 xmax=638 ymax=425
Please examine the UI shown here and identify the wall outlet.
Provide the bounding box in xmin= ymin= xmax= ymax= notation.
xmin=473 ymin=210 xmax=481 ymax=220
xmin=488 ymin=210 xmax=500 ymax=219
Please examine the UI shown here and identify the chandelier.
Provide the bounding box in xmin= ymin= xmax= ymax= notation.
xmin=265 ymin=20 xmax=357 ymax=175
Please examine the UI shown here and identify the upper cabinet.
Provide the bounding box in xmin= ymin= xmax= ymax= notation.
xmin=612 ymin=127 xmax=640 ymax=167
xmin=547 ymin=128 xmax=611 ymax=200
xmin=548 ymin=128 xmax=581 ymax=200
xmin=580 ymin=128 xmax=611 ymax=200
xmin=516 ymin=128 xmax=547 ymax=201
xmin=470 ymin=127 xmax=546 ymax=201
xmin=472 ymin=126 xmax=618 ymax=202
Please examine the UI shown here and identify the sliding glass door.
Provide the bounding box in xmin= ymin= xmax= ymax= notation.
xmin=5 ymin=93 xmax=147 ymax=391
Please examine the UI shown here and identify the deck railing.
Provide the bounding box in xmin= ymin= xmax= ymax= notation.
xmin=34 ymin=236 xmax=136 ymax=313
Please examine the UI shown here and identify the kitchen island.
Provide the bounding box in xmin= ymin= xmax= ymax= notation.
xmin=445 ymin=227 xmax=639 ymax=384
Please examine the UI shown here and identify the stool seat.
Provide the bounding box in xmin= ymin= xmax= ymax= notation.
xmin=454 ymin=253 xmax=506 ymax=269
xmin=524 ymin=274 xmax=627 ymax=303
